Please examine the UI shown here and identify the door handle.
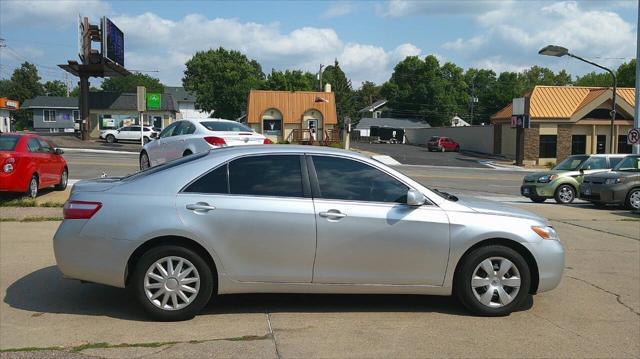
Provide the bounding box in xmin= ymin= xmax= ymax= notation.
xmin=319 ymin=210 xmax=347 ymax=219
xmin=186 ymin=202 xmax=216 ymax=212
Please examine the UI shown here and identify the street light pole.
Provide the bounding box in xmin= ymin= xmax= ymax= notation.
xmin=539 ymin=45 xmax=618 ymax=153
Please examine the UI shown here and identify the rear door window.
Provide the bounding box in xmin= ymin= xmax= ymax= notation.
xmin=229 ymin=155 xmax=303 ymax=197
xmin=159 ymin=122 xmax=180 ymax=138
xmin=184 ymin=165 xmax=228 ymax=194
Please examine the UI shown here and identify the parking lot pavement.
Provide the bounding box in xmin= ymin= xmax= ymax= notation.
xmin=352 ymin=142 xmax=493 ymax=168
xmin=1 ymin=203 xmax=638 ymax=358
xmin=62 ymin=151 xmax=139 ymax=179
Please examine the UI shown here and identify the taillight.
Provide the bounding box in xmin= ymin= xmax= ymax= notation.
xmin=204 ymin=136 xmax=227 ymax=146
xmin=263 ymin=138 xmax=272 ymax=144
xmin=63 ymin=201 xmax=102 ymax=219
xmin=3 ymin=157 xmax=15 ymax=173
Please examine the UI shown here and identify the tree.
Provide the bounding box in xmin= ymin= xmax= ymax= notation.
xmin=183 ymin=47 xmax=265 ymax=119
xmin=465 ymin=68 xmax=498 ymax=125
xmin=101 ymin=73 xmax=164 ymax=93
xmin=264 ymin=69 xmax=316 ymax=91
xmin=43 ymin=80 xmax=68 ymax=97
xmin=69 ymin=85 xmax=100 ymax=97
xmin=322 ymin=59 xmax=356 ymax=124
xmin=0 ymin=79 xmax=12 ymax=98
xmin=355 ymin=81 xmax=382 ymax=109
xmin=616 ymin=59 xmax=636 ymax=87
xmin=8 ymin=62 xmax=43 ymax=103
xmin=574 ymin=71 xmax=612 ymax=87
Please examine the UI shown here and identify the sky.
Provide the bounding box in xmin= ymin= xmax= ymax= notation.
xmin=0 ymin=0 xmax=637 ymax=89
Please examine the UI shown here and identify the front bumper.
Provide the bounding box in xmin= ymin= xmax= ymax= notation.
xmin=523 ymin=238 xmax=565 ymax=293
xmin=521 ymin=182 xmax=556 ymax=198
xmin=579 ymin=183 xmax=627 ymax=204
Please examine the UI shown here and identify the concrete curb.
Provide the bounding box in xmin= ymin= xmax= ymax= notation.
xmin=61 ymin=148 xmax=139 ymax=155
xmin=479 ymin=160 xmax=539 ymax=172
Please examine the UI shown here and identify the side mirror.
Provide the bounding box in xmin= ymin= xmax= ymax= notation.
xmin=54 ymin=148 xmax=64 ymax=155
xmin=579 ymin=168 xmax=585 ymax=174
xmin=406 ymin=188 xmax=426 ymax=206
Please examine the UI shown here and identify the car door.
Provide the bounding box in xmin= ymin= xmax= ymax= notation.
xmin=175 ymin=154 xmax=316 ymax=282
xmin=309 ymin=155 xmax=450 ymax=286
xmin=173 ymin=121 xmax=197 ymax=156
xmin=148 ymin=122 xmax=180 ymax=166
xmin=25 ymin=138 xmax=47 ymax=185
xmin=36 ymin=139 xmax=58 ymax=186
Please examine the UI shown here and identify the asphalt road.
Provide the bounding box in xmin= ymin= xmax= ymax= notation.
xmin=352 ymin=142 xmax=493 ymax=168
xmin=62 ymin=150 xmax=139 ymax=179
xmin=1 ymin=204 xmax=638 ymax=357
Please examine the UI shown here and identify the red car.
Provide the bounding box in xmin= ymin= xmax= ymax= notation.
xmin=427 ymin=136 xmax=460 ymax=152
xmin=0 ymin=133 xmax=68 ymax=198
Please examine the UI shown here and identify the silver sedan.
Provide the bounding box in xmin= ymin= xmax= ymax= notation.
xmin=54 ymin=145 xmax=564 ymax=321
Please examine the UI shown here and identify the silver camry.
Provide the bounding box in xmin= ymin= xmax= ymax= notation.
xmin=54 ymin=145 xmax=564 ymax=321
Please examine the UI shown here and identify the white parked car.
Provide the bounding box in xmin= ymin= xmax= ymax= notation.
xmin=100 ymin=126 xmax=159 ymax=144
xmin=139 ymin=119 xmax=269 ymax=170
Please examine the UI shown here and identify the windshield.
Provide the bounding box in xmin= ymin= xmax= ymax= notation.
xmin=201 ymin=121 xmax=253 ymax=132
xmin=429 ymin=136 xmax=439 ymax=142
xmin=0 ymin=135 xmax=20 ymax=151
xmin=553 ymin=155 xmax=588 ymax=171
xmin=614 ymin=156 xmax=640 ymax=172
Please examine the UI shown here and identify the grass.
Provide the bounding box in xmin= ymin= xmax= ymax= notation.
xmin=0 ymin=346 xmax=63 ymax=353
xmin=0 ymin=198 xmax=64 ymax=208
xmin=0 ymin=216 xmax=63 ymax=222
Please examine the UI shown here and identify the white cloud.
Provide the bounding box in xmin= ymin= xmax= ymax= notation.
xmin=376 ymin=0 xmax=509 ymax=18
xmin=322 ymin=2 xmax=356 ymax=18
xmin=110 ymin=12 xmax=422 ymax=88
xmin=441 ymin=1 xmax=636 ymax=75
xmin=0 ymin=0 xmax=110 ymax=27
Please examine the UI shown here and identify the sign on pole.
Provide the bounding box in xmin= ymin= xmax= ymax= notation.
xmin=146 ymin=93 xmax=161 ymax=110
xmin=101 ymin=17 xmax=125 ymax=67
xmin=136 ymin=87 xmax=146 ymax=112
xmin=628 ymin=128 xmax=640 ymax=145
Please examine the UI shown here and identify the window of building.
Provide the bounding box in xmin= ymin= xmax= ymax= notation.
xmin=312 ymin=156 xmax=408 ymax=203
xmin=43 ymin=110 xmax=56 ymax=122
xmin=596 ymin=135 xmax=606 ymax=154
xmin=571 ymin=135 xmax=586 ymax=155
xmin=617 ymin=135 xmax=632 ymax=154
xmin=229 ymin=155 xmax=303 ymax=197
xmin=73 ymin=110 xmax=79 ymax=121
xmin=539 ymin=135 xmax=557 ymax=158
xmin=184 ymin=165 xmax=228 ymax=194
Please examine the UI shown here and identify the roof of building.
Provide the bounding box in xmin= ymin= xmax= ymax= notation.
xmin=89 ymin=92 xmax=177 ymax=112
xmin=358 ymin=99 xmax=388 ymax=113
xmin=21 ymin=96 xmax=78 ymax=109
xmin=164 ymin=86 xmax=196 ymax=102
xmin=491 ymin=85 xmax=636 ymax=121
xmin=246 ymin=90 xmax=337 ymax=125
xmin=356 ymin=117 xmax=431 ymax=129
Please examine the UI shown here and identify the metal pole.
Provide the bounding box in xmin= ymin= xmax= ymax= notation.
xmin=568 ymin=53 xmax=617 ymax=153
xmin=319 ymin=64 xmax=324 ymax=91
xmin=140 ymin=112 xmax=144 ymax=147
xmin=634 ymin=0 xmax=640 ymax=154
xmin=79 ymin=75 xmax=90 ymax=141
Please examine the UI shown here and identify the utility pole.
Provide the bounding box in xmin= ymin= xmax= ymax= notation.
xmin=318 ymin=64 xmax=324 ymax=91
xmin=634 ymin=0 xmax=640 ymax=154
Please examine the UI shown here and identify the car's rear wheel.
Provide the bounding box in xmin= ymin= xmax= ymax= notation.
xmin=140 ymin=151 xmax=150 ymax=170
xmin=55 ymin=168 xmax=68 ymax=190
xmin=625 ymin=188 xmax=640 ymax=210
xmin=26 ymin=174 xmax=38 ymax=198
xmin=454 ymin=145 xmax=460 ymax=152
xmin=554 ymin=184 xmax=575 ymax=204
xmin=455 ymin=245 xmax=531 ymax=316
xmin=441 ymin=147 xmax=445 ymax=152
xmin=143 ymin=136 xmax=150 ymax=144
xmin=130 ymin=245 xmax=214 ymax=321
xmin=106 ymin=134 xmax=116 ymax=143
xmin=530 ymin=196 xmax=546 ymax=203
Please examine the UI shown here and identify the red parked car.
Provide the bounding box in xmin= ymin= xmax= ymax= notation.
xmin=427 ymin=136 xmax=460 ymax=152
xmin=0 ymin=133 xmax=68 ymax=198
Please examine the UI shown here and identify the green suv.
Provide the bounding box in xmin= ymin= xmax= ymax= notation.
xmin=520 ymin=154 xmax=628 ymax=204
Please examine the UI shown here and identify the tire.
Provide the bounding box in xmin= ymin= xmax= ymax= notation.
xmin=26 ymin=174 xmax=38 ymax=198
xmin=106 ymin=134 xmax=116 ymax=143
xmin=455 ymin=245 xmax=531 ymax=317
xmin=143 ymin=136 xmax=150 ymax=144
xmin=455 ymin=146 xmax=460 ymax=152
xmin=554 ymin=184 xmax=575 ymax=204
xmin=183 ymin=150 xmax=193 ymax=157
xmin=625 ymin=188 xmax=640 ymax=210
xmin=530 ymin=196 xmax=546 ymax=203
xmin=441 ymin=147 xmax=445 ymax=152
xmin=129 ymin=245 xmax=214 ymax=321
xmin=140 ymin=151 xmax=151 ymax=171
xmin=55 ymin=168 xmax=68 ymax=190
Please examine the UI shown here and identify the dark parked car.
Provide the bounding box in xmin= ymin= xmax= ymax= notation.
xmin=427 ymin=136 xmax=460 ymax=152
xmin=579 ymin=155 xmax=640 ymax=210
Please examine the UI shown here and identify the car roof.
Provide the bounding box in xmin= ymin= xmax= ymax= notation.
xmin=204 ymin=145 xmax=369 ymax=160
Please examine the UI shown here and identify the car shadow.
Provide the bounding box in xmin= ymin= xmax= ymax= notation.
xmin=4 ymin=266 xmax=533 ymax=321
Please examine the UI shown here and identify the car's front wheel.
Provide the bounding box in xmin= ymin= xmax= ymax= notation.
xmin=130 ymin=245 xmax=214 ymax=321
xmin=106 ymin=134 xmax=116 ymax=143
xmin=455 ymin=245 xmax=531 ymax=316
xmin=554 ymin=184 xmax=575 ymax=204
xmin=140 ymin=151 xmax=151 ymax=171
xmin=625 ymin=188 xmax=640 ymax=210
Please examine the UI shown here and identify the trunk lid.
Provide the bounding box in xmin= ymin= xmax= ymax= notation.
xmin=71 ymin=177 xmax=123 ymax=193
xmin=220 ymin=132 xmax=266 ymax=146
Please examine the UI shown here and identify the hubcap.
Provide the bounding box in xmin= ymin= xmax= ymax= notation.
xmin=144 ymin=256 xmax=200 ymax=311
xmin=30 ymin=178 xmax=37 ymax=197
xmin=559 ymin=186 xmax=573 ymax=203
xmin=471 ymin=257 xmax=521 ymax=308
xmin=630 ymin=190 xmax=640 ymax=209
xmin=61 ymin=171 xmax=68 ymax=186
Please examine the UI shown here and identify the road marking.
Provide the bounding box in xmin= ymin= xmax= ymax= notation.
xmin=372 ymin=155 xmax=402 ymax=165
xmin=61 ymin=148 xmax=139 ymax=155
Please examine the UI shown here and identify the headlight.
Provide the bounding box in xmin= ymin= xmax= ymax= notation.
xmin=538 ymin=174 xmax=558 ymax=183
xmin=532 ymin=226 xmax=559 ymax=240
xmin=604 ymin=178 xmax=623 ymax=185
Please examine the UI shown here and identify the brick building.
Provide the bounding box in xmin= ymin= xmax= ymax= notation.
xmin=491 ymin=86 xmax=635 ymax=166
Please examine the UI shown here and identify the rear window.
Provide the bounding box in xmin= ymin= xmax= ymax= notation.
xmin=201 ymin=121 xmax=253 ymax=132
xmin=0 ymin=135 xmax=19 ymax=151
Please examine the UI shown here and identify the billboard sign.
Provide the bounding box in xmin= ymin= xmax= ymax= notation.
xmin=146 ymin=93 xmax=161 ymax=110
xmin=102 ymin=17 xmax=124 ymax=67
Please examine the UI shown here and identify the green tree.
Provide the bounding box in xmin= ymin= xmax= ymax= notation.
xmin=69 ymin=85 xmax=100 ymax=97
xmin=264 ymin=69 xmax=316 ymax=91
xmin=43 ymin=80 xmax=68 ymax=97
xmin=465 ymin=68 xmax=498 ymax=125
xmin=8 ymin=62 xmax=43 ymax=102
xmin=183 ymin=47 xmax=265 ymax=119
xmin=0 ymin=79 xmax=12 ymax=98
xmin=101 ymin=73 xmax=164 ymax=93
xmin=322 ymin=59 xmax=356 ymax=124
xmin=574 ymin=71 xmax=612 ymax=86
xmin=616 ymin=59 xmax=636 ymax=87
xmin=355 ymin=81 xmax=382 ymax=109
